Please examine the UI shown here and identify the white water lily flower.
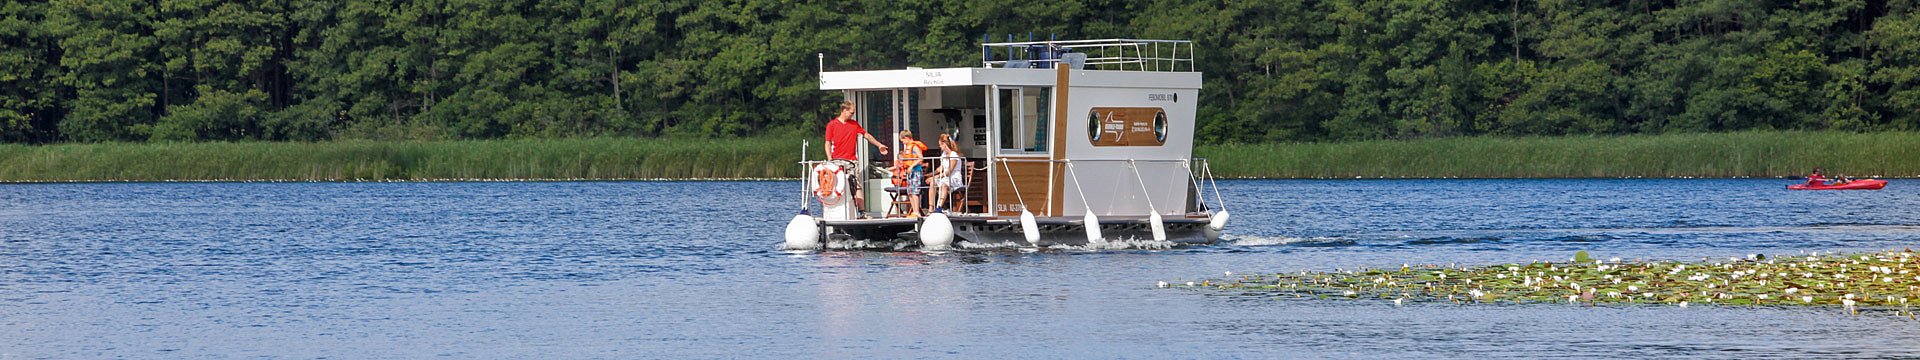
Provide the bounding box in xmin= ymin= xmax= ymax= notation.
xmin=1568 ymin=295 xmax=1578 ymax=303
xmin=1157 ymin=281 xmax=1168 ymax=288
xmin=1225 ymin=271 xmax=1233 ymax=276
xmin=1628 ymin=285 xmax=1639 ymax=292
xmin=1394 ymin=298 xmax=1404 ymax=307
xmin=1845 ymin=293 xmax=1856 ymax=300
xmin=1374 ymin=277 xmax=1386 ymax=283
xmin=1758 ymin=294 xmax=1769 ymax=300
xmin=1803 ymin=296 xmax=1814 ymax=303
xmin=1679 ymin=301 xmax=1689 ymax=308
xmin=1187 ymin=281 xmax=1195 ymax=287
xmin=1786 ymin=288 xmax=1798 ymax=294
xmin=1496 ymin=273 xmax=1507 ymax=279
xmin=1343 ymin=290 xmax=1356 ymax=297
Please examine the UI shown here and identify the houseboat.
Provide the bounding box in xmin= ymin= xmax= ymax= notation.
xmin=784 ymin=38 xmax=1230 ymax=250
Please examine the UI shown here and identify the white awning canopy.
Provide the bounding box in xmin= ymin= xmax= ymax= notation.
xmin=819 ymin=68 xmax=1201 ymax=90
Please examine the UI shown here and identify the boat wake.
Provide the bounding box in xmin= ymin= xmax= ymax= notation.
xmin=954 ymin=238 xmax=1181 ymax=251
xmin=1222 ymin=234 xmax=1340 ymax=247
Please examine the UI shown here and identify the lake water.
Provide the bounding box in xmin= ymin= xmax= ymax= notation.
xmin=2 ymin=179 xmax=1918 ymax=358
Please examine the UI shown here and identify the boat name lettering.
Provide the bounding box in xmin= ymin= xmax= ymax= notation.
xmin=1148 ymin=93 xmax=1178 ymax=102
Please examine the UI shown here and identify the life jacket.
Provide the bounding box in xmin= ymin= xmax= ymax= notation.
xmin=891 ymin=139 xmax=927 ymax=186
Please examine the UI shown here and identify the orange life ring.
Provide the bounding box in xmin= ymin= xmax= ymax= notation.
xmin=814 ymin=165 xmax=841 ymax=205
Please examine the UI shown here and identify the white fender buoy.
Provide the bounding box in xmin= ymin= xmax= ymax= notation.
xmin=1082 ymin=212 xmax=1103 ymax=243
xmin=920 ymin=213 xmax=954 ymax=250
xmin=1203 ymin=210 xmax=1229 ymax=241
xmin=783 ymin=214 xmax=820 ymax=250
xmin=1149 ymin=212 xmax=1167 ymax=241
xmin=1020 ymin=210 xmax=1041 ymax=245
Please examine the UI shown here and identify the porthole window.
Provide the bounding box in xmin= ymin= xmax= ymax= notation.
xmin=1087 ymin=110 xmax=1102 ymax=142
xmin=1153 ymin=112 xmax=1168 ymax=143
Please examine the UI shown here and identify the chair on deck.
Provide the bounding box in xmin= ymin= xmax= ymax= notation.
xmin=947 ymin=159 xmax=983 ymax=214
xmin=883 ymin=164 xmax=923 ymax=217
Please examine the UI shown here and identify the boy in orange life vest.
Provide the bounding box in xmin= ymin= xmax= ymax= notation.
xmin=894 ymin=130 xmax=928 ymax=217
xmin=824 ymin=100 xmax=888 ymax=215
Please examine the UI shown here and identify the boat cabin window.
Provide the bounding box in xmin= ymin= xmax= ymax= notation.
xmin=997 ymin=86 xmax=1051 ymax=154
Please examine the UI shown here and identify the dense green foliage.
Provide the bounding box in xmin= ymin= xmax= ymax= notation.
xmin=0 ymin=131 xmax=1909 ymax=181
xmin=2 ymin=1 xmax=1918 ymax=144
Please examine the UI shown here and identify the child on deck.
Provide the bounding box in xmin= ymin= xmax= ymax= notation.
xmin=893 ymin=130 xmax=928 ymax=217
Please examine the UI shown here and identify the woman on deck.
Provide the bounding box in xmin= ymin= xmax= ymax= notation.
xmin=927 ymin=134 xmax=965 ymax=213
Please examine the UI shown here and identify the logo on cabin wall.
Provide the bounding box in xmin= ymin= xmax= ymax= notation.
xmin=1147 ymin=93 xmax=1178 ymax=102
xmin=1087 ymin=107 xmax=1169 ymax=147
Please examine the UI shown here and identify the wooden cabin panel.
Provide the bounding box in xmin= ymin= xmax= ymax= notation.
xmin=991 ymin=160 xmax=1053 ymax=216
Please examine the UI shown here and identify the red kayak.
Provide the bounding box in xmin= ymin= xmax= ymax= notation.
xmin=1787 ymin=179 xmax=1887 ymax=190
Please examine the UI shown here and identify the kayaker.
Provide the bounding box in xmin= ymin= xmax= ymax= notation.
xmin=1807 ymin=168 xmax=1827 ymax=186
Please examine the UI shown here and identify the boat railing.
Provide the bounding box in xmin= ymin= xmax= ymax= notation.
xmin=980 ymin=38 xmax=1195 ymax=72
xmin=992 ymin=158 xmax=1227 ymax=217
xmin=796 ymin=156 xmax=1227 ymax=219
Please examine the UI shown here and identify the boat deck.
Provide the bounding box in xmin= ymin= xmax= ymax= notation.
xmin=818 ymin=214 xmax=1212 ymax=227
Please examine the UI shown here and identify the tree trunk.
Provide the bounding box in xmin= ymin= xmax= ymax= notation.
xmin=612 ymin=46 xmax=623 ymax=113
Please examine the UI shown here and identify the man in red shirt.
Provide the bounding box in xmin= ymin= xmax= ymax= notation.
xmin=825 ymin=100 xmax=888 ymax=215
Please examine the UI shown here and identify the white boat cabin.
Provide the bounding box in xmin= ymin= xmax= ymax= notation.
xmin=817 ymin=39 xmax=1208 ymax=220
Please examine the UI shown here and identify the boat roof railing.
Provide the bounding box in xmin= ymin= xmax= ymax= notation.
xmin=980 ymin=38 xmax=1194 ymax=72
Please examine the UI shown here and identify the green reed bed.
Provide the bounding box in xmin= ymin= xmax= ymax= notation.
xmin=0 ymin=137 xmax=815 ymax=181
xmin=0 ymin=131 xmax=1914 ymax=181
xmin=1171 ymin=250 xmax=1920 ymax=317
xmin=1196 ymin=131 xmax=1920 ymax=179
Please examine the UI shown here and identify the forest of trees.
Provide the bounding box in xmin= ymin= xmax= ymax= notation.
xmin=1 ymin=0 xmax=1917 ymax=144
